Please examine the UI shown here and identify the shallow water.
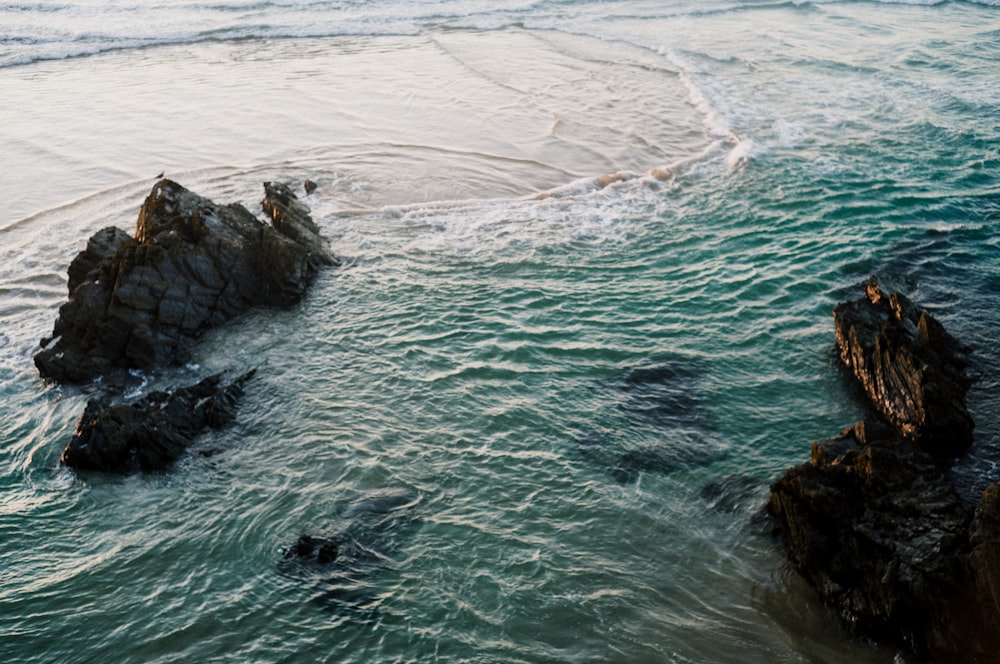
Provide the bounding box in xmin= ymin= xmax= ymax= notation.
xmin=2 ymin=1 xmax=999 ymax=662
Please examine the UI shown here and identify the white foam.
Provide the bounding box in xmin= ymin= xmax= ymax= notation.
xmin=658 ymin=46 xmax=750 ymax=170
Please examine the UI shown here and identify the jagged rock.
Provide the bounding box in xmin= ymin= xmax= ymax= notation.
xmin=260 ymin=181 xmax=336 ymax=265
xmin=277 ymin=488 xmax=421 ymax=610
xmin=768 ymin=421 xmax=972 ymax=657
xmin=768 ymin=277 xmax=999 ymax=661
xmin=35 ymin=180 xmax=337 ymax=384
xmin=833 ymin=276 xmax=974 ymax=458
xmin=61 ymin=370 xmax=254 ymax=473
xmin=65 ymin=226 xmax=136 ymax=295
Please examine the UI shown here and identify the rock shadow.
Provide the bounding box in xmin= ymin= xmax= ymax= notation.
xmin=575 ymin=356 xmax=725 ymax=483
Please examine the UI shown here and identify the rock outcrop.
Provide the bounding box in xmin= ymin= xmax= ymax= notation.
xmin=769 ymin=420 xmax=971 ymax=656
xmin=35 ymin=179 xmax=337 ymax=384
xmin=833 ymin=276 xmax=974 ymax=458
xmin=62 ymin=370 xmax=254 ymax=473
xmin=768 ymin=277 xmax=1000 ymax=661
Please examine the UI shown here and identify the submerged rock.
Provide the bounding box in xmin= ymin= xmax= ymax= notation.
xmin=576 ymin=358 xmax=724 ymax=483
xmin=610 ymin=437 xmax=722 ymax=484
xmin=700 ymin=475 xmax=764 ymax=514
xmin=610 ymin=360 xmax=707 ymax=428
xmin=277 ymin=488 xmax=421 ymax=610
xmin=62 ymin=370 xmax=254 ymax=473
xmin=833 ymin=276 xmax=973 ymax=458
xmin=35 ymin=179 xmax=338 ymax=384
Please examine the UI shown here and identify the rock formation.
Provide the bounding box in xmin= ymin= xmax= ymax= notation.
xmin=768 ymin=277 xmax=1000 ymax=661
xmin=35 ymin=179 xmax=337 ymax=384
xmin=278 ymin=488 xmax=421 ymax=610
xmin=62 ymin=370 xmax=255 ymax=473
xmin=833 ymin=277 xmax=974 ymax=458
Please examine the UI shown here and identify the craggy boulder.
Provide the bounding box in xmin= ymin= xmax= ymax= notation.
xmin=35 ymin=179 xmax=337 ymax=384
xmin=768 ymin=278 xmax=999 ymax=661
xmin=61 ymin=370 xmax=254 ymax=473
xmin=833 ymin=276 xmax=973 ymax=458
xmin=963 ymin=483 xmax=1000 ymax=657
xmin=768 ymin=420 xmax=972 ymax=657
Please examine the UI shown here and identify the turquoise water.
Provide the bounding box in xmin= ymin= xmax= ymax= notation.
xmin=2 ymin=2 xmax=999 ymax=662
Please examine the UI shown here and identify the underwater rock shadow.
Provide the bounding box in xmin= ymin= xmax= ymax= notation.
xmin=575 ymin=357 xmax=726 ymax=484
xmin=276 ymin=488 xmax=422 ymax=614
xmin=606 ymin=360 xmax=709 ymax=429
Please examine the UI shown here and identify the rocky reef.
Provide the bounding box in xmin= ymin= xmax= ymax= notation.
xmin=61 ymin=370 xmax=255 ymax=473
xmin=768 ymin=277 xmax=1000 ymax=661
xmin=35 ymin=179 xmax=337 ymax=384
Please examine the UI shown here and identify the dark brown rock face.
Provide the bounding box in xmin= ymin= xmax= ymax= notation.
xmin=964 ymin=485 xmax=1000 ymax=657
xmin=769 ymin=422 xmax=971 ymax=656
xmin=61 ymin=370 xmax=254 ymax=473
xmin=768 ymin=278 xmax=1000 ymax=661
xmin=35 ymin=180 xmax=337 ymax=384
xmin=833 ymin=276 xmax=974 ymax=458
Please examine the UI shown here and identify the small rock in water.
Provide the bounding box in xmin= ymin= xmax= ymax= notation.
xmin=303 ymin=179 xmax=318 ymax=195
xmin=277 ymin=488 xmax=421 ymax=611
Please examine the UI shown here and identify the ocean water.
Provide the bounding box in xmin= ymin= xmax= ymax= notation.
xmin=2 ymin=1 xmax=999 ymax=662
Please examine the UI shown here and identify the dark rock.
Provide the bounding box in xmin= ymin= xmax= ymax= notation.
xmin=35 ymin=180 xmax=337 ymax=384
xmin=278 ymin=488 xmax=421 ymax=610
xmin=768 ymin=278 xmax=1000 ymax=661
xmin=66 ymin=226 xmax=136 ymax=295
xmin=963 ymin=483 xmax=1000 ymax=658
xmin=303 ymin=179 xmax=318 ymax=195
xmin=260 ymin=181 xmax=336 ymax=266
xmin=833 ymin=276 xmax=974 ymax=458
xmin=61 ymin=369 xmax=254 ymax=473
xmin=768 ymin=422 xmax=972 ymax=657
